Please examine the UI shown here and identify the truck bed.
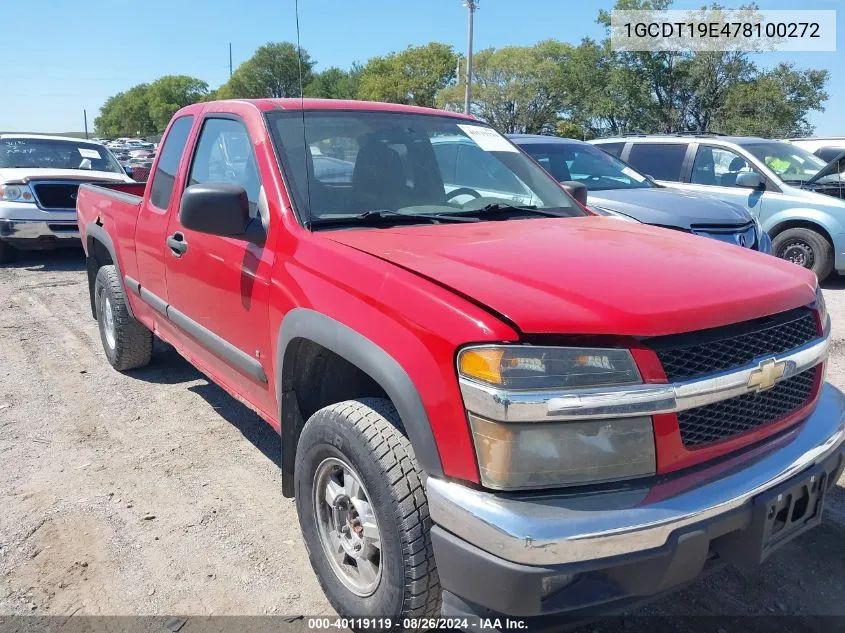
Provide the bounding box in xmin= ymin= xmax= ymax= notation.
xmin=79 ymin=181 xmax=147 ymax=203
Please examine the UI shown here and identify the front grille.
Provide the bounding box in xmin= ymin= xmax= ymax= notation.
xmin=33 ymin=183 xmax=81 ymax=210
xmin=649 ymin=308 xmax=818 ymax=382
xmin=691 ymin=223 xmax=757 ymax=249
xmin=678 ymin=367 xmax=818 ymax=447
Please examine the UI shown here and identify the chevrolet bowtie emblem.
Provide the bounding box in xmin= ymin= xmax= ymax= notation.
xmin=747 ymin=359 xmax=787 ymax=392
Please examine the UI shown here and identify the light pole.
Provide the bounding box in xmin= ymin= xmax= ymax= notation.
xmin=463 ymin=0 xmax=478 ymax=115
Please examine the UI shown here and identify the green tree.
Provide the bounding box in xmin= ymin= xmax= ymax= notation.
xmin=714 ymin=63 xmax=829 ymax=137
xmin=357 ymin=43 xmax=457 ymax=107
xmin=591 ymin=0 xmax=828 ymax=135
xmin=304 ymin=65 xmax=362 ymax=99
xmin=94 ymin=84 xmax=156 ymax=137
xmin=146 ymin=75 xmax=209 ymax=131
xmin=683 ymin=51 xmax=756 ymax=132
xmin=597 ymin=0 xmax=687 ymax=132
xmin=557 ymin=38 xmax=655 ymax=137
xmin=438 ymin=41 xmax=572 ymax=134
xmin=219 ymin=42 xmax=314 ymax=98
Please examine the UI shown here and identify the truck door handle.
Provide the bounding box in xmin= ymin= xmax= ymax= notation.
xmin=166 ymin=232 xmax=188 ymax=257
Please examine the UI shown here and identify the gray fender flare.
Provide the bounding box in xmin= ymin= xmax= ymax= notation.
xmin=84 ymin=222 xmax=135 ymax=320
xmin=276 ymin=308 xmax=444 ymax=481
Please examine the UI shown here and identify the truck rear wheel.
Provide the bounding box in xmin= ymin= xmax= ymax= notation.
xmin=94 ymin=265 xmax=153 ymax=371
xmin=773 ymin=227 xmax=834 ymax=281
xmin=295 ymin=398 xmax=441 ymax=629
xmin=0 ymin=241 xmax=17 ymax=265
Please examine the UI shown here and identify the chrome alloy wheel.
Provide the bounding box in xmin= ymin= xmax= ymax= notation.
xmin=313 ymin=457 xmax=382 ymax=596
xmin=101 ymin=290 xmax=116 ymax=350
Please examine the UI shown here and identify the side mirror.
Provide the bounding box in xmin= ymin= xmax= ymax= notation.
xmin=736 ymin=172 xmax=762 ymax=189
xmin=561 ymin=180 xmax=588 ymax=206
xmin=179 ymin=183 xmax=264 ymax=245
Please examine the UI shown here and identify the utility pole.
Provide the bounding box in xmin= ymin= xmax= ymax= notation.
xmin=83 ymin=109 xmax=88 ymax=139
xmin=463 ymin=0 xmax=478 ymax=115
xmin=229 ymin=42 xmax=233 ymax=78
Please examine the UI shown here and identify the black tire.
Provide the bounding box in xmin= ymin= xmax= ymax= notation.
xmin=94 ymin=265 xmax=153 ymax=371
xmin=773 ymin=227 xmax=834 ymax=281
xmin=0 ymin=241 xmax=17 ymax=265
xmin=295 ymin=398 xmax=440 ymax=629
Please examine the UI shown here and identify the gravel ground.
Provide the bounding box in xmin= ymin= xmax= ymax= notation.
xmin=1 ymin=249 xmax=844 ymax=628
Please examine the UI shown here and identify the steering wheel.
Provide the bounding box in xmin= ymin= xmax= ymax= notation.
xmin=444 ymin=187 xmax=482 ymax=202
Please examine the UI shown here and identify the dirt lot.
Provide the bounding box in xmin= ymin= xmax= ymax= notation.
xmin=1 ymin=249 xmax=844 ymax=628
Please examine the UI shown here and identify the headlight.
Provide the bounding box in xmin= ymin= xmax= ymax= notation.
xmin=754 ymin=217 xmax=773 ymax=254
xmin=813 ymin=285 xmax=829 ymax=334
xmin=458 ymin=345 xmax=655 ymax=490
xmin=0 ymin=183 xmax=35 ymax=202
xmin=469 ymin=413 xmax=656 ymax=490
xmin=458 ymin=345 xmax=641 ymax=390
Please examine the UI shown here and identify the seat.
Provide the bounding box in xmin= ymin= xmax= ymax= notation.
xmin=549 ymin=157 xmax=572 ymax=182
xmin=352 ymin=139 xmax=411 ymax=211
xmin=720 ymin=156 xmax=748 ymax=187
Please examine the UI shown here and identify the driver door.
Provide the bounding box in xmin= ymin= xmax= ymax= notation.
xmin=164 ymin=115 xmax=276 ymax=417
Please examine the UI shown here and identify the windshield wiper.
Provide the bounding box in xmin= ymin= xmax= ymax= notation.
xmin=307 ymin=208 xmax=479 ymax=230
xmin=465 ymin=203 xmax=574 ymax=218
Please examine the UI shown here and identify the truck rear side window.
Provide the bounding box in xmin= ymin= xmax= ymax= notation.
xmin=149 ymin=116 xmax=194 ymax=210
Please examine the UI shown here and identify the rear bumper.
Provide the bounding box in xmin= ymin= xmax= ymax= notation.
xmin=428 ymin=383 xmax=845 ymax=618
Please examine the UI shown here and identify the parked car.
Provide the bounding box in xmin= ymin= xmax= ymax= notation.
xmin=510 ymin=134 xmax=772 ymax=254
xmin=787 ymin=137 xmax=845 ymax=162
xmin=0 ymin=134 xmax=134 ymax=263
xmin=592 ymin=135 xmax=845 ymax=279
xmin=77 ymin=99 xmax=844 ymax=627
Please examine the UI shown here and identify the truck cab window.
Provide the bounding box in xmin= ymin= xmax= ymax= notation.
xmin=149 ymin=115 xmax=194 ymax=210
xmin=188 ymin=118 xmax=262 ymax=217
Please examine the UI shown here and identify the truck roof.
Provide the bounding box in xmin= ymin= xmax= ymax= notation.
xmin=194 ymin=98 xmax=478 ymax=120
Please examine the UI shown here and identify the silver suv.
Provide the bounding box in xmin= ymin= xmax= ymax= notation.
xmin=591 ymin=135 xmax=845 ymax=280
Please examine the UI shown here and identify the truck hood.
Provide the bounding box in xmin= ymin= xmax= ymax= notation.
xmin=0 ymin=168 xmax=132 ymax=184
xmin=589 ymin=187 xmax=752 ymax=229
xmin=325 ymin=216 xmax=816 ymax=336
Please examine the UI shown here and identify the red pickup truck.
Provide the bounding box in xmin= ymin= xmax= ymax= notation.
xmin=77 ymin=99 xmax=844 ymax=627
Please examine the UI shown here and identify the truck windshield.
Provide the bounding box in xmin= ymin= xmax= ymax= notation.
xmin=518 ymin=142 xmax=652 ymax=191
xmin=266 ymin=111 xmax=583 ymax=228
xmin=0 ymin=138 xmax=124 ymax=174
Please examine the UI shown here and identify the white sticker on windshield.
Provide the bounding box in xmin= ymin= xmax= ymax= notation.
xmin=621 ymin=166 xmax=646 ymax=182
xmin=457 ymin=124 xmax=518 ymax=153
xmin=79 ymin=148 xmax=101 ymax=159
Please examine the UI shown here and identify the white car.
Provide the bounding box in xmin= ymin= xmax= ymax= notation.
xmin=0 ymin=134 xmax=134 ymax=263
xmin=786 ymin=137 xmax=845 ymax=163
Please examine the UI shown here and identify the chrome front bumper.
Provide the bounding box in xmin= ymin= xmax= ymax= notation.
xmin=0 ymin=219 xmax=80 ymax=242
xmin=427 ymin=383 xmax=845 ymax=567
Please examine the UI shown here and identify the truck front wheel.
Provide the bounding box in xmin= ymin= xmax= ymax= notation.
xmin=94 ymin=265 xmax=153 ymax=371
xmin=295 ymin=398 xmax=441 ymax=628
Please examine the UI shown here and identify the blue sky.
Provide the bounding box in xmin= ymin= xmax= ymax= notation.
xmin=4 ymin=0 xmax=843 ymax=135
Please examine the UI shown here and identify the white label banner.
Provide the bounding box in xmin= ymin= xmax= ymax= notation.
xmin=457 ymin=124 xmax=519 ymax=153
